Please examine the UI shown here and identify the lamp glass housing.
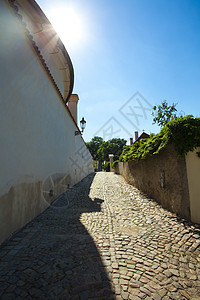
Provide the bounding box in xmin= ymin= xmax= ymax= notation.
xmin=80 ymin=117 xmax=86 ymax=132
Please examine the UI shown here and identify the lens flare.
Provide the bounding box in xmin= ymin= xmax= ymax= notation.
xmin=48 ymin=6 xmax=85 ymax=48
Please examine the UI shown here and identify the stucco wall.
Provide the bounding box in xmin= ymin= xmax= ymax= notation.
xmin=115 ymin=144 xmax=191 ymax=221
xmin=0 ymin=2 xmax=93 ymax=243
xmin=185 ymin=147 xmax=200 ymax=224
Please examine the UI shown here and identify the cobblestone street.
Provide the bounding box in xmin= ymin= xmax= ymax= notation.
xmin=0 ymin=172 xmax=200 ymax=299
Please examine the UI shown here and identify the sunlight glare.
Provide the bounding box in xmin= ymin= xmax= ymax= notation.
xmin=48 ymin=6 xmax=85 ymax=48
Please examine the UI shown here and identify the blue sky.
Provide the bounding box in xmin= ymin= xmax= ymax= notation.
xmin=38 ymin=0 xmax=200 ymax=142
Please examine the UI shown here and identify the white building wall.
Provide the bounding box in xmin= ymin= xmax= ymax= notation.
xmin=186 ymin=147 xmax=200 ymax=224
xmin=0 ymin=1 xmax=93 ymax=243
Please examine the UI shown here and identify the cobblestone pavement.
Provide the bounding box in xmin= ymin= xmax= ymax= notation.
xmin=0 ymin=172 xmax=200 ymax=299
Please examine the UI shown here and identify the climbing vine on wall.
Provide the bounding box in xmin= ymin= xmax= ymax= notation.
xmin=119 ymin=116 xmax=200 ymax=162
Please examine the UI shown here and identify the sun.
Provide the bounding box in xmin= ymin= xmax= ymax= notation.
xmin=47 ymin=5 xmax=85 ymax=48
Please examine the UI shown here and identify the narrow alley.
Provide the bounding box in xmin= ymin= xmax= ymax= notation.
xmin=0 ymin=172 xmax=200 ymax=299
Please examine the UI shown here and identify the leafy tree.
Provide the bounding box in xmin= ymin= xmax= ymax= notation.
xmin=97 ymin=141 xmax=110 ymax=161
xmin=86 ymin=136 xmax=103 ymax=160
xmin=97 ymin=138 xmax=127 ymax=161
xmin=152 ymin=100 xmax=177 ymax=127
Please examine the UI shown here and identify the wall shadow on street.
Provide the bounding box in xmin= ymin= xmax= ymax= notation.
xmin=0 ymin=173 xmax=115 ymax=299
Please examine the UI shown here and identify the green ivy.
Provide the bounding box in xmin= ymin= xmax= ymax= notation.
xmin=111 ymin=160 xmax=119 ymax=169
xmin=119 ymin=116 xmax=200 ymax=162
xmin=104 ymin=161 xmax=110 ymax=172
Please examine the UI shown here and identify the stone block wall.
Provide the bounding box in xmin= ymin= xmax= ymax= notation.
xmin=115 ymin=144 xmax=191 ymax=221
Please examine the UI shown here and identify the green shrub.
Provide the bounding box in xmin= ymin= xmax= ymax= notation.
xmin=119 ymin=115 xmax=200 ymax=162
xmin=104 ymin=161 xmax=110 ymax=172
xmin=111 ymin=160 xmax=119 ymax=169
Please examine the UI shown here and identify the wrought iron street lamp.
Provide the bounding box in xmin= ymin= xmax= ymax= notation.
xmin=75 ymin=117 xmax=86 ymax=135
xmin=80 ymin=117 xmax=86 ymax=133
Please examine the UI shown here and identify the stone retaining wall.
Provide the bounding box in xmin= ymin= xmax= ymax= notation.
xmin=115 ymin=144 xmax=191 ymax=221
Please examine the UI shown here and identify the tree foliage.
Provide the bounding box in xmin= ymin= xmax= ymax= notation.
xmin=86 ymin=136 xmax=127 ymax=161
xmin=86 ymin=136 xmax=103 ymax=160
xmin=120 ymin=116 xmax=200 ymax=162
xmin=97 ymin=138 xmax=127 ymax=161
xmin=152 ymin=100 xmax=177 ymax=127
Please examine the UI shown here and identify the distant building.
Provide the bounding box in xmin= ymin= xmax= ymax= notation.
xmin=130 ymin=131 xmax=150 ymax=145
xmin=134 ymin=132 xmax=150 ymax=143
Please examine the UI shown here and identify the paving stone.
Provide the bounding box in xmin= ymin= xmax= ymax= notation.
xmin=0 ymin=172 xmax=199 ymax=298
xmin=158 ymin=288 xmax=167 ymax=297
xmin=112 ymin=262 xmax=119 ymax=269
xmin=179 ymin=290 xmax=191 ymax=299
xmin=130 ymin=282 xmax=141 ymax=288
xmin=140 ymin=276 xmax=149 ymax=284
xmin=122 ymin=291 xmax=128 ymax=299
xmin=152 ymin=293 xmax=162 ymax=300
xmin=115 ymin=296 xmax=123 ymax=300
xmin=169 ymin=268 xmax=179 ymax=276
xmin=129 ymin=296 xmax=140 ymax=300
xmin=163 ymin=269 xmax=172 ymax=277
xmin=138 ymin=291 xmax=145 ymax=298
xmin=140 ymin=286 xmax=151 ymax=296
